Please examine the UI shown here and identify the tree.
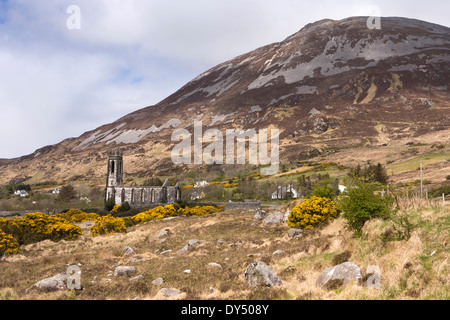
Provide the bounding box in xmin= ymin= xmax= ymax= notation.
xmin=58 ymin=185 xmax=77 ymax=203
xmin=310 ymin=180 xmax=337 ymax=200
xmin=339 ymin=182 xmax=395 ymax=235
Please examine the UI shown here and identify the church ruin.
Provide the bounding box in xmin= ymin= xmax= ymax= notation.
xmin=105 ymin=149 xmax=181 ymax=206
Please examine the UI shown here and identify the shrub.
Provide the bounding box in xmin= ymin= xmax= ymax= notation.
xmin=0 ymin=230 xmax=19 ymax=256
xmin=104 ymin=197 xmax=115 ymax=212
xmin=287 ymin=196 xmax=338 ymax=230
xmin=1 ymin=212 xmax=83 ymax=245
xmin=310 ymin=180 xmax=337 ymax=200
xmin=58 ymin=184 xmax=77 ymax=203
xmin=339 ymin=182 xmax=394 ymax=235
xmin=118 ymin=201 xmax=131 ymax=212
xmin=47 ymin=222 xmax=82 ymax=241
xmin=90 ymin=215 xmax=126 ymax=237
xmin=58 ymin=209 xmax=100 ymax=223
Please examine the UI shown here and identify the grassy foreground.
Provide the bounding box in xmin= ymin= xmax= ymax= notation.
xmin=0 ymin=199 xmax=448 ymax=300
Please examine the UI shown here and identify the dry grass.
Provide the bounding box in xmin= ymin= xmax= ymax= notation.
xmin=0 ymin=201 xmax=448 ymax=300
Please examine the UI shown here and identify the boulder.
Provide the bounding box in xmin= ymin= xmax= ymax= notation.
xmin=155 ymin=228 xmax=172 ymax=238
xmin=316 ymin=262 xmax=362 ymax=288
xmin=312 ymin=117 xmax=328 ymax=134
xmin=288 ymin=228 xmax=304 ymax=239
xmin=244 ymin=261 xmax=282 ymax=289
xmin=177 ymin=239 xmax=202 ymax=254
xmin=272 ymin=250 xmax=286 ymax=257
xmin=160 ymin=288 xmax=181 ymax=297
xmin=263 ymin=211 xmax=288 ymax=225
xmin=114 ymin=266 xmax=137 ymax=277
xmin=122 ymin=245 xmax=136 ymax=256
xmin=151 ymin=277 xmax=164 ymax=285
xmin=207 ymin=262 xmax=223 ymax=269
xmin=26 ymin=273 xmax=69 ymax=293
xmin=253 ymin=208 xmax=268 ymax=221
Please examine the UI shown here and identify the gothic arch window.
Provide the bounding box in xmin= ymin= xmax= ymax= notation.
xmin=131 ymin=189 xmax=135 ymax=203
xmin=121 ymin=189 xmax=125 ymax=204
xmin=151 ymin=189 xmax=155 ymax=203
xmin=141 ymin=189 xmax=145 ymax=203
xmin=111 ymin=161 xmax=115 ymax=174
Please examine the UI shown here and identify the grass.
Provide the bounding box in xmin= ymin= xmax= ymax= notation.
xmin=0 ymin=198 xmax=448 ymax=300
xmin=387 ymin=152 xmax=450 ymax=175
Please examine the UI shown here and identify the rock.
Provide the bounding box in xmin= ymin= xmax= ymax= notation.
xmin=122 ymin=245 xmax=136 ymax=256
xmin=114 ymin=266 xmax=137 ymax=277
xmin=183 ymin=269 xmax=191 ymax=274
xmin=160 ymin=288 xmax=181 ymax=297
xmin=160 ymin=249 xmax=173 ymax=255
xmin=207 ymin=262 xmax=223 ymax=269
xmin=244 ymin=261 xmax=282 ymax=289
xmin=253 ymin=208 xmax=268 ymax=221
xmin=328 ymin=118 xmax=340 ymax=129
xmin=155 ymin=228 xmax=172 ymax=238
xmin=177 ymin=239 xmax=202 ymax=254
xmin=288 ymin=228 xmax=304 ymax=239
xmin=263 ymin=211 xmax=288 ymax=225
xmin=26 ymin=273 xmax=69 ymax=293
xmin=151 ymin=277 xmax=164 ymax=285
xmin=130 ymin=257 xmax=147 ymax=263
xmin=130 ymin=275 xmax=143 ymax=282
xmin=272 ymin=250 xmax=286 ymax=257
xmin=217 ymin=239 xmax=226 ymax=244
xmin=312 ymin=117 xmax=328 ymax=134
xmin=316 ymin=262 xmax=362 ymax=288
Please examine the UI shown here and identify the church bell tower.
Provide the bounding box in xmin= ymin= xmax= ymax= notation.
xmin=106 ymin=149 xmax=124 ymax=188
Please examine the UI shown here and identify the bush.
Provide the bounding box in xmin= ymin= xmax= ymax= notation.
xmin=118 ymin=201 xmax=131 ymax=212
xmin=104 ymin=197 xmax=115 ymax=212
xmin=0 ymin=230 xmax=19 ymax=256
xmin=90 ymin=215 xmax=127 ymax=237
xmin=1 ymin=212 xmax=83 ymax=245
xmin=287 ymin=196 xmax=338 ymax=230
xmin=58 ymin=185 xmax=77 ymax=203
xmin=339 ymin=182 xmax=394 ymax=235
xmin=310 ymin=180 xmax=337 ymax=200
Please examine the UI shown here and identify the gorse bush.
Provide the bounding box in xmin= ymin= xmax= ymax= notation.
xmin=287 ymin=196 xmax=338 ymax=230
xmin=132 ymin=204 xmax=224 ymax=224
xmin=0 ymin=204 xmax=225 ymax=256
xmin=90 ymin=215 xmax=127 ymax=237
xmin=0 ymin=230 xmax=19 ymax=257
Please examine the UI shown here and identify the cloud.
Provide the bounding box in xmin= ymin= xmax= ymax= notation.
xmin=0 ymin=0 xmax=448 ymax=158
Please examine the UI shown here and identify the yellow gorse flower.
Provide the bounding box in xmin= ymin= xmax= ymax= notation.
xmin=287 ymin=196 xmax=338 ymax=230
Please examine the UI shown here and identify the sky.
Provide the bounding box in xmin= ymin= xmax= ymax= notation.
xmin=0 ymin=0 xmax=448 ymax=159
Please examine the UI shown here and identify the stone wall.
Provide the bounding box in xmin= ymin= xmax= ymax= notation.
xmin=107 ymin=185 xmax=181 ymax=206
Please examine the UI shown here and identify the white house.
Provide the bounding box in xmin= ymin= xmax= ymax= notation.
xmin=14 ymin=190 xmax=29 ymax=197
xmin=271 ymin=185 xmax=298 ymax=200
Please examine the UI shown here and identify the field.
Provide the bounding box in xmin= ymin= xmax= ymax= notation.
xmin=0 ymin=197 xmax=448 ymax=300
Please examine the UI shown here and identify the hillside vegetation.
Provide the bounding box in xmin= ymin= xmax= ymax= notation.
xmin=0 ymin=197 xmax=448 ymax=300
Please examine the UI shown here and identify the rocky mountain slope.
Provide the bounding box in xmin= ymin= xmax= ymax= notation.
xmin=1 ymin=16 xmax=449 ymax=185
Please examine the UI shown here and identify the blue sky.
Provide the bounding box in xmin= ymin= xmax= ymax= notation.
xmin=0 ymin=0 xmax=448 ymax=158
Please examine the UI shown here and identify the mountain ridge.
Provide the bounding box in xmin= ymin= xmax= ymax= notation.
xmin=1 ymin=16 xmax=449 ymax=185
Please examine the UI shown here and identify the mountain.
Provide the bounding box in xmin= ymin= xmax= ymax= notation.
xmin=1 ymin=16 xmax=449 ymax=185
